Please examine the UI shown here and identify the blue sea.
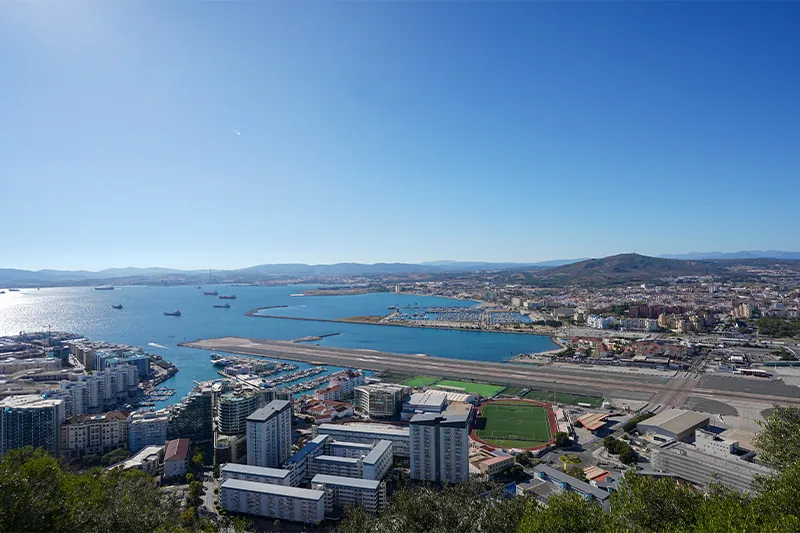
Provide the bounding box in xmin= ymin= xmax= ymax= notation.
xmin=0 ymin=286 xmax=556 ymax=406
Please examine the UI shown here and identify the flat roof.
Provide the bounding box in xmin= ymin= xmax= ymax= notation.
xmin=317 ymin=423 xmax=409 ymax=437
xmin=638 ymin=409 xmax=709 ymax=435
xmin=247 ymin=400 xmax=291 ymax=422
xmin=329 ymin=441 xmax=373 ymax=450
xmin=221 ymin=463 xmax=291 ymax=479
xmin=315 ymin=455 xmax=361 ymax=465
xmin=407 ymin=391 xmax=448 ymax=408
xmin=286 ymin=435 xmax=328 ymax=464
xmin=221 ymin=479 xmax=324 ymax=500
xmin=363 ymin=440 xmax=392 ymax=465
xmin=311 ymin=474 xmax=381 ymax=490
xmin=534 ymin=465 xmax=610 ymax=500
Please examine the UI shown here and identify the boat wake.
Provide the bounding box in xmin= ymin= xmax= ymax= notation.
xmin=148 ymin=342 xmax=169 ymax=350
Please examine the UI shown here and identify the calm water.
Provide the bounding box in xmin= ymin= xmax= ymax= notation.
xmin=0 ymin=286 xmax=556 ymax=405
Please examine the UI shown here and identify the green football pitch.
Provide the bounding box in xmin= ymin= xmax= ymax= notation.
xmin=400 ymin=376 xmax=440 ymax=387
xmin=475 ymin=401 xmax=552 ymax=448
xmin=432 ymin=380 xmax=506 ymax=398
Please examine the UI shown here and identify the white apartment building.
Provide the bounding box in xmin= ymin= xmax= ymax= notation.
xmin=221 ymin=462 xmax=293 ymax=486
xmin=0 ymin=356 xmax=61 ymax=375
xmin=128 ymin=409 xmax=169 ymax=453
xmin=361 ymin=439 xmax=393 ymax=481
xmin=246 ymin=400 xmax=292 ymax=467
xmin=284 ymin=434 xmax=328 ymax=486
xmin=328 ymin=440 xmax=374 ymax=458
xmin=308 ymin=455 xmax=363 ymax=478
xmin=314 ymin=423 xmax=410 ymax=457
xmin=315 ymin=371 xmax=366 ymax=402
xmin=410 ymin=412 xmax=470 ymax=484
xmin=220 ymin=479 xmax=325 ymax=524
xmin=587 ymin=315 xmax=617 ymax=330
xmin=311 ymin=474 xmax=386 ymax=515
xmin=354 ymin=384 xmax=408 ymax=418
xmin=60 ymin=410 xmax=131 ymax=459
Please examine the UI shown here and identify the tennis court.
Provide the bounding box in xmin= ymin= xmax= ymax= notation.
xmin=475 ymin=400 xmax=552 ymax=448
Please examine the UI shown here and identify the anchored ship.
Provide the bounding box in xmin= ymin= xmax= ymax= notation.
xmin=163 ymin=310 xmax=181 ymax=317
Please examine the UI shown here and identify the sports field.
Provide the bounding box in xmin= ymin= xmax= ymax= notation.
xmin=475 ymin=400 xmax=552 ymax=448
xmin=433 ymin=380 xmax=506 ymax=398
xmin=524 ymin=389 xmax=603 ymax=407
xmin=400 ymin=376 xmax=440 ymax=387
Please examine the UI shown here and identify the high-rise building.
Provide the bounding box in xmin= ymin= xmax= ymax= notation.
xmin=217 ymin=389 xmax=273 ymax=436
xmin=409 ymin=412 xmax=470 ymax=484
xmin=246 ymin=400 xmax=292 ymax=467
xmin=0 ymin=395 xmax=65 ymax=457
xmin=354 ymin=384 xmax=408 ymax=418
xmin=60 ymin=410 xmax=131 ymax=459
xmin=128 ymin=409 xmax=169 ymax=453
xmin=168 ymin=387 xmax=213 ymax=455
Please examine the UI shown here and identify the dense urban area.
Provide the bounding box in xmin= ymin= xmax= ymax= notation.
xmin=2 ymin=253 xmax=800 ymax=532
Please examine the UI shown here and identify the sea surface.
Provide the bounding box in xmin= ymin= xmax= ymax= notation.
xmin=0 ymin=286 xmax=556 ymax=405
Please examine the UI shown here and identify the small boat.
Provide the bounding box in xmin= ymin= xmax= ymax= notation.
xmin=112 ymin=304 xmax=123 ymax=309
xmin=95 ymin=285 xmax=115 ymax=291
xmin=0 ymin=290 xmax=5 ymax=294
xmin=8 ymin=288 xmax=19 ymax=292
xmin=214 ymin=303 xmax=230 ymax=309
xmin=163 ymin=310 xmax=181 ymax=317
xmin=291 ymin=293 xmax=304 ymax=297
xmin=203 ymin=290 xmax=218 ymax=296
xmin=195 ymin=286 xmax=202 ymax=289
xmin=219 ymin=294 xmax=236 ymax=300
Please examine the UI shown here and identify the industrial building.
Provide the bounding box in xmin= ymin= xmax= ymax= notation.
xmin=651 ymin=429 xmax=775 ymax=493
xmin=246 ymin=400 xmax=292 ymax=467
xmin=220 ymin=479 xmax=325 ymax=524
xmin=636 ymin=409 xmax=710 ymax=442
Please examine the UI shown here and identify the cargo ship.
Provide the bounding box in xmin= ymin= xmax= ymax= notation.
xmin=214 ymin=303 xmax=230 ymax=309
xmin=8 ymin=288 xmax=20 ymax=292
xmin=219 ymin=295 xmax=236 ymax=300
xmin=95 ymin=285 xmax=115 ymax=291
xmin=203 ymin=290 xmax=218 ymax=296
xmin=112 ymin=304 xmax=123 ymax=309
xmin=163 ymin=310 xmax=181 ymax=317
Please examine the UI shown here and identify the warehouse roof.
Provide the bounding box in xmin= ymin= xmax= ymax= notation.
xmin=638 ymin=409 xmax=709 ymax=436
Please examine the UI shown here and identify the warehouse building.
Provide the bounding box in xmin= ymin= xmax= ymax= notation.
xmin=636 ymin=409 xmax=709 ymax=442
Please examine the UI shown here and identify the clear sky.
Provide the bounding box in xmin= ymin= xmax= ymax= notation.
xmin=1 ymin=2 xmax=799 ymax=271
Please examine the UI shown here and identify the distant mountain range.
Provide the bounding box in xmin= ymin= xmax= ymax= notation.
xmin=1 ymin=252 xmax=798 ymax=286
xmin=658 ymin=250 xmax=800 ymax=260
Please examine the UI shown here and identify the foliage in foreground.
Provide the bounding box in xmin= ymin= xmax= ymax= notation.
xmin=338 ymin=463 xmax=800 ymax=533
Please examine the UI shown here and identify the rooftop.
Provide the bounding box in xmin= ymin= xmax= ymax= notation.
xmin=534 ymin=465 xmax=611 ymax=500
xmin=318 ymin=423 xmax=409 ymax=437
xmin=63 ymin=410 xmax=131 ymax=425
xmin=221 ymin=463 xmax=291 ymax=479
xmin=311 ymin=474 xmax=382 ymax=490
xmin=221 ymin=479 xmax=324 ymax=500
xmin=246 ymin=400 xmax=291 ymax=423
xmin=362 ymin=440 xmax=392 ymax=465
xmin=407 ymin=391 xmax=448 ymax=408
xmin=164 ymin=438 xmax=191 ymax=463
xmin=638 ymin=409 xmax=709 ymax=435
xmin=315 ymin=455 xmax=361 ymax=465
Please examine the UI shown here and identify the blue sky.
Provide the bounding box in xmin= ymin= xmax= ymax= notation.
xmin=1 ymin=2 xmax=798 ymax=270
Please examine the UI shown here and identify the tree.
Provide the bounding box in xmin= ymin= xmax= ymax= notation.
xmin=518 ymin=491 xmax=606 ymax=533
xmin=554 ymin=431 xmax=570 ymax=448
xmin=609 ymin=471 xmax=702 ymax=532
xmin=189 ymin=450 xmax=204 ymax=475
xmin=101 ymin=447 xmax=131 ymax=466
xmin=213 ymin=461 xmax=221 ymax=479
xmin=187 ymin=480 xmax=204 ymax=510
xmin=618 ymin=446 xmax=638 ymax=465
xmin=567 ymin=466 xmax=587 ymax=482
xmin=753 ymin=405 xmax=800 ymax=469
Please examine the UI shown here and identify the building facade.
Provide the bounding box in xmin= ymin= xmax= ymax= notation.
xmin=410 ymin=412 xmax=469 ymax=484
xmin=60 ymin=410 xmax=131 ymax=459
xmin=128 ymin=409 xmax=169 ymax=453
xmin=354 ymin=384 xmax=407 ymax=418
xmin=167 ymin=387 xmax=213 ymax=454
xmin=163 ymin=438 xmax=191 ymax=480
xmin=246 ymin=400 xmax=292 ymax=467
xmin=0 ymin=395 xmax=65 ymax=457
xmin=220 ymin=479 xmax=325 ymax=524
xmin=314 ymin=423 xmax=410 ymax=457
xmin=221 ymin=462 xmax=293 ymax=486
xmin=311 ymin=474 xmax=386 ymax=515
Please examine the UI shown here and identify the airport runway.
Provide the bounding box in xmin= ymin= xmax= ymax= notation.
xmin=182 ymin=337 xmax=800 ymax=406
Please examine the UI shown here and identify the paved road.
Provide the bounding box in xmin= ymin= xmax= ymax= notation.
xmin=184 ymin=337 xmax=800 ymax=406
